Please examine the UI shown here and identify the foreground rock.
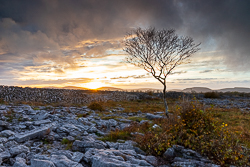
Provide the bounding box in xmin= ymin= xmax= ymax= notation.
xmin=0 ymin=101 xmax=229 ymax=166
xmin=84 ymin=149 xmax=153 ymax=167
xmin=14 ymin=125 xmax=52 ymax=143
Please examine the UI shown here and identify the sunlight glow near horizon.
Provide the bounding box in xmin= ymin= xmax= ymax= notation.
xmin=9 ymin=47 xmax=250 ymax=90
xmin=83 ymin=81 xmax=105 ymax=89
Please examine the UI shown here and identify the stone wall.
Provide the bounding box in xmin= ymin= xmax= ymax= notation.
xmin=0 ymin=86 xmax=138 ymax=104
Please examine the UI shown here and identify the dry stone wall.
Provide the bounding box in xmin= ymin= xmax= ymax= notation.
xmin=0 ymin=86 xmax=138 ymax=104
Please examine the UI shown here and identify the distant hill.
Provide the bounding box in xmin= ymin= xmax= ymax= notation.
xmin=96 ymin=87 xmax=123 ymax=91
xmin=217 ymin=87 xmax=250 ymax=93
xmin=62 ymin=86 xmax=88 ymax=90
xmin=182 ymin=87 xmax=213 ymax=93
xmin=168 ymin=89 xmax=182 ymax=92
xmin=42 ymin=85 xmax=250 ymax=93
xmin=135 ymin=88 xmax=161 ymax=92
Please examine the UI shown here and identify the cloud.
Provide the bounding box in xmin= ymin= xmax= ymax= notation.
xmin=199 ymin=70 xmax=213 ymax=73
xmin=17 ymin=78 xmax=93 ymax=85
xmin=176 ymin=78 xmax=219 ymax=81
xmin=111 ymin=74 xmax=149 ymax=80
xmin=0 ymin=0 xmax=250 ymax=88
xmin=178 ymin=0 xmax=250 ymax=71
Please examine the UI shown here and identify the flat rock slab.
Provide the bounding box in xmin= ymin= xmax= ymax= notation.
xmin=14 ymin=125 xmax=52 ymax=143
xmin=33 ymin=119 xmax=51 ymax=126
xmin=146 ymin=113 xmax=163 ymax=120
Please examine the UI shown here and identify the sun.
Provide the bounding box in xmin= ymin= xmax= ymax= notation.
xmin=84 ymin=82 xmax=104 ymax=89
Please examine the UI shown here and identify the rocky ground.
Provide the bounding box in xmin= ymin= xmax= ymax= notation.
xmin=0 ymin=86 xmax=249 ymax=167
xmin=0 ymin=103 xmax=222 ymax=167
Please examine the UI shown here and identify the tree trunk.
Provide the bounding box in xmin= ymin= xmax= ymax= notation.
xmin=163 ymin=84 xmax=169 ymax=118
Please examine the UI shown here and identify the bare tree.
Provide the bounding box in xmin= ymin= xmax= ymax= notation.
xmin=123 ymin=27 xmax=200 ymax=117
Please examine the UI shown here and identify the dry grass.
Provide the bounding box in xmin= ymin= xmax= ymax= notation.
xmin=100 ymin=99 xmax=250 ymax=166
xmin=97 ymin=98 xmax=176 ymax=114
xmin=211 ymin=107 xmax=250 ymax=147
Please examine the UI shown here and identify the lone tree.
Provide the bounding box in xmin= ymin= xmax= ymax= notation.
xmin=123 ymin=27 xmax=200 ymax=117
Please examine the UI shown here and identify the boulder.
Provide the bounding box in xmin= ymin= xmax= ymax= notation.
xmin=0 ymin=150 xmax=11 ymax=159
xmin=50 ymin=154 xmax=83 ymax=167
xmin=84 ymin=148 xmax=153 ymax=167
xmin=72 ymin=138 xmax=106 ymax=152
xmin=0 ymin=120 xmax=10 ymax=129
xmin=71 ymin=152 xmax=84 ymax=163
xmin=146 ymin=113 xmax=163 ymax=120
xmin=14 ymin=125 xmax=52 ymax=142
xmin=10 ymin=145 xmax=29 ymax=156
xmin=31 ymin=159 xmax=56 ymax=167
xmin=0 ymin=130 xmax=15 ymax=137
xmin=13 ymin=157 xmax=28 ymax=167
xmin=163 ymin=147 xmax=175 ymax=160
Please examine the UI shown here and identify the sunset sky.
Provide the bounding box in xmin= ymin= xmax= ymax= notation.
xmin=0 ymin=0 xmax=250 ymax=90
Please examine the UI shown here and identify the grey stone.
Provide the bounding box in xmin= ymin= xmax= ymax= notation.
xmin=50 ymin=154 xmax=83 ymax=167
xmin=134 ymin=147 xmax=146 ymax=155
xmin=91 ymin=154 xmax=131 ymax=167
xmin=10 ymin=145 xmax=29 ymax=156
xmin=0 ymin=130 xmax=15 ymax=137
xmin=0 ymin=150 xmax=11 ymax=159
xmin=0 ymin=137 xmax=8 ymax=143
xmin=23 ymin=105 xmax=33 ymax=111
xmin=71 ymin=152 xmax=84 ymax=163
xmin=4 ymin=140 xmax=18 ymax=148
xmin=119 ymin=119 xmax=132 ymax=123
xmin=84 ymin=148 xmax=153 ymax=167
xmin=145 ymin=156 xmax=158 ymax=166
xmin=32 ymin=111 xmax=49 ymax=120
xmin=109 ymin=119 xmax=118 ymax=126
xmin=31 ymin=159 xmax=56 ymax=167
xmin=14 ymin=125 xmax=52 ymax=142
xmin=0 ymin=120 xmax=9 ymax=129
xmin=13 ymin=157 xmax=28 ymax=167
xmin=33 ymin=119 xmax=51 ymax=126
xmin=66 ymin=136 xmax=75 ymax=141
xmin=72 ymin=139 xmax=106 ymax=152
xmin=83 ymin=131 xmax=88 ymax=136
xmin=171 ymin=157 xmax=215 ymax=167
xmin=139 ymin=120 xmax=149 ymax=124
xmin=119 ymin=123 xmax=130 ymax=130
xmin=16 ymin=153 xmax=27 ymax=159
xmin=87 ymin=126 xmax=98 ymax=133
xmin=163 ymin=147 xmax=176 ymax=160
xmin=0 ymin=105 xmax=6 ymax=110
xmin=146 ymin=113 xmax=163 ymax=120
xmin=57 ymin=127 xmax=69 ymax=134
xmin=51 ymin=150 xmax=73 ymax=160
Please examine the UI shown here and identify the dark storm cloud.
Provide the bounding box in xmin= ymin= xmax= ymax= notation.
xmin=0 ymin=0 xmax=250 ymax=84
xmin=199 ymin=70 xmax=213 ymax=73
xmin=0 ymin=0 xmax=182 ymax=81
xmin=178 ymin=0 xmax=250 ymax=71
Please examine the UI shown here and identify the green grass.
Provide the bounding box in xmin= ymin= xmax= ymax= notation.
xmin=99 ymin=130 xmax=132 ymax=142
xmin=127 ymin=116 xmax=145 ymax=122
xmin=61 ymin=138 xmax=73 ymax=150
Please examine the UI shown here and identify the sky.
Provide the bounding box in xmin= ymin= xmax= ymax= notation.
xmin=0 ymin=0 xmax=250 ymax=90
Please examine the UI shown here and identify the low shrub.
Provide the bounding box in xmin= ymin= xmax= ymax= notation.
xmin=99 ymin=129 xmax=131 ymax=142
xmin=88 ymin=102 xmax=104 ymax=111
xmin=61 ymin=138 xmax=73 ymax=150
xmin=76 ymin=113 xmax=89 ymax=118
xmin=132 ymin=100 xmax=249 ymax=166
xmin=204 ymin=92 xmax=220 ymax=98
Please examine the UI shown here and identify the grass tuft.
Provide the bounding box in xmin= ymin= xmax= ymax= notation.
xmin=88 ymin=102 xmax=104 ymax=111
